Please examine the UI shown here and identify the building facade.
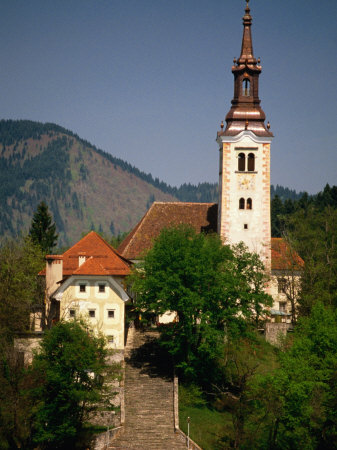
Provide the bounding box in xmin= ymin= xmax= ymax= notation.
xmin=42 ymin=231 xmax=131 ymax=349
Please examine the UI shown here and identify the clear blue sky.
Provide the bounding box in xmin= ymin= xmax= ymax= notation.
xmin=0 ymin=0 xmax=336 ymax=194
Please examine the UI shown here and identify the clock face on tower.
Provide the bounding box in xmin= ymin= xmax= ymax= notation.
xmin=238 ymin=176 xmax=254 ymax=190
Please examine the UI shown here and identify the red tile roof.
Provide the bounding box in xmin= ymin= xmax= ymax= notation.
xmin=118 ymin=202 xmax=303 ymax=272
xmin=271 ymin=238 xmax=304 ymax=271
xmin=118 ymin=202 xmax=218 ymax=260
xmin=41 ymin=231 xmax=131 ymax=277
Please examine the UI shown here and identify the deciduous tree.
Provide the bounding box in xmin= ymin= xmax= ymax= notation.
xmin=130 ymin=225 xmax=272 ymax=382
xmin=31 ymin=321 xmax=108 ymax=449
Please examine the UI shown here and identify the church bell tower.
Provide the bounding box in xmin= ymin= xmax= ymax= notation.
xmin=217 ymin=0 xmax=273 ymax=268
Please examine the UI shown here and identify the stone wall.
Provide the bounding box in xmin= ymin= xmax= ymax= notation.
xmin=265 ymin=322 xmax=292 ymax=346
xmin=14 ymin=333 xmax=43 ymax=365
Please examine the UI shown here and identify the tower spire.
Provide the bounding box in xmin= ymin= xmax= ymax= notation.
xmin=239 ymin=0 xmax=255 ymax=64
xmin=219 ymin=0 xmax=272 ymax=138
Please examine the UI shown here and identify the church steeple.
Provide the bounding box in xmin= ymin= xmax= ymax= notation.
xmin=216 ymin=0 xmax=272 ymax=269
xmin=219 ymin=0 xmax=272 ymax=138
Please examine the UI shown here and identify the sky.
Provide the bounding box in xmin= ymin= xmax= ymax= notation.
xmin=0 ymin=0 xmax=336 ymax=194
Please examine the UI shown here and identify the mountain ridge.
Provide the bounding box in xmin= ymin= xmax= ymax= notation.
xmin=0 ymin=119 xmax=307 ymax=247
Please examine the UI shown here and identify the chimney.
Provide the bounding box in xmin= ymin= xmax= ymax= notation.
xmin=78 ymin=252 xmax=86 ymax=267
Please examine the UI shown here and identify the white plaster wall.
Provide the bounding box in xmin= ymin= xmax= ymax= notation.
xmin=218 ymin=132 xmax=271 ymax=268
xmin=269 ymin=273 xmax=301 ymax=322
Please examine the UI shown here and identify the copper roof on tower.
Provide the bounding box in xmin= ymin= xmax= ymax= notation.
xmin=218 ymin=1 xmax=273 ymax=138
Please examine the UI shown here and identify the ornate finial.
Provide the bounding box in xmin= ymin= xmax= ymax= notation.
xmin=233 ymin=57 xmax=237 ymax=64
xmin=267 ymin=121 xmax=270 ymax=130
xmin=257 ymin=57 xmax=261 ymax=64
xmin=221 ymin=121 xmax=224 ymax=130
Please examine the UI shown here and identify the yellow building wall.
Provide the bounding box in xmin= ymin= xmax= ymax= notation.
xmin=57 ymin=276 xmax=127 ymax=349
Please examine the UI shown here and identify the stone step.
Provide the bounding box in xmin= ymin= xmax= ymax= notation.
xmin=110 ymin=330 xmax=187 ymax=449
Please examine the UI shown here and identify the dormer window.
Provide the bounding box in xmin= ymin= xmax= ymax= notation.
xmin=238 ymin=153 xmax=245 ymax=172
xmin=243 ymin=78 xmax=250 ymax=96
xmin=248 ymin=153 xmax=255 ymax=171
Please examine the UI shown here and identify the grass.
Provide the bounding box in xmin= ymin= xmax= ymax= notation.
xmin=179 ymin=401 xmax=232 ymax=449
xmin=178 ymin=334 xmax=279 ymax=449
xmin=179 ymin=384 xmax=233 ymax=449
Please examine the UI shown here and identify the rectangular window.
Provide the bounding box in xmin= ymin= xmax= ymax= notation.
xmin=69 ymin=309 xmax=76 ymax=318
xmin=278 ymin=278 xmax=287 ymax=294
xmin=279 ymin=302 xmax=287 ymax=313
xmin=244 ymin=224 xmax=248 ymax=229
xmin=88 ymin=309 xmax=96 ymax=318
xmin=79 ymin=284 xmax=86 ymax=293
xmin=107 ymin=309 xmax=115 ymax=319
xmin=107 ymin=335 xmax=114 ymax=344
xmin=98 ymin=284 xmax=105 ymax=293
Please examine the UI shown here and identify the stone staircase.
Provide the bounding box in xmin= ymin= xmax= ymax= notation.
xmin=109 ymin=328 xmax=187 ymax=449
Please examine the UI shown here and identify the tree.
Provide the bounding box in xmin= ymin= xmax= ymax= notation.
xmin=0 ymin=237 xmax=44 ymax=448
xmin=0 ymin=237 xmax=44 ymax=339
xmin=30 ymin=320 xmax=108 ymax=449
xmin=286 ymin=205 xmax=337 ymax=314
xmin=29 ymin=201 xmax=58 ymax=254
xmin=130 ymin=225 xmax=272 ymax=382
xmin=253 ymin=303 xmax=337 ymax=449
xmin=271 ymin=195 xmax=285 ymax=237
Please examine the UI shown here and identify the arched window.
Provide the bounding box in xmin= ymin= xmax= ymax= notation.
xmin=248 ymin=153 xmax=255 ymax=171
xmin=239 ymin=198 xmax=245 ymax=209
xmin=247 ymin=198 xmax=252 ymax=209
xmin=243 ymin=78 xmax=250 ymax=96
xmin=238 ymin=153 xmax=245 ymax=172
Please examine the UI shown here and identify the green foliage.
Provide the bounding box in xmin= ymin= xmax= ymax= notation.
xmin=286 ymin=205 xmax=337 ymax=314
xmin=179 ymin=383 xmax=232 ymax=450
xmin=270 ymin=184 xmax=306 ymax=202
xmin=252 ymin=303 xmax=337 ymax=449
xmin=130 ymin=225 xmax=272 ymax=383
xmin=0 ymin=238 xmax=44 ymax=448
xmin=30 ymin=320 xmax=108 ymax=449
xmin=0 ymin=344 xmax=36 ymax=449
xmin=0 ymin=237 xmax=44 ymax=339
xmin=179 ymin=336 xmax=279 ymax=449
xmin=29 ymin=201 xmax=58 ymax=254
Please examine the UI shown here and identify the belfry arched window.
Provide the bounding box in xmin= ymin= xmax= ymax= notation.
xmin=247 ymin=198 xmax=252 ymax=210
xmin=238 ymin=153 xmax=245 ymax=172
xmin=239 ymin=198 xmax=245 ymax=209
xmin=243 ymin=78 xmax=250 ymax=96
xmin=248 ymin=153 xmax=255 ymax=172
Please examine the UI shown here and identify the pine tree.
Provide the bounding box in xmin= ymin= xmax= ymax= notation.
xmin=29 ymin=201 xmax=58 ymax=254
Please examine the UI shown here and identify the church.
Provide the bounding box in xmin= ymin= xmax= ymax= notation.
xmin=118 ymin=0 xmax=303 ymax=322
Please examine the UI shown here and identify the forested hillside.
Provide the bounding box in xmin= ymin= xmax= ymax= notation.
xmin=0 ymin=120 xmax=178 ymax=246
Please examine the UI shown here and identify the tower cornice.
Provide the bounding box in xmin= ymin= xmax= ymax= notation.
xmin=217 ymin=130 xmax=273 ymax=146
